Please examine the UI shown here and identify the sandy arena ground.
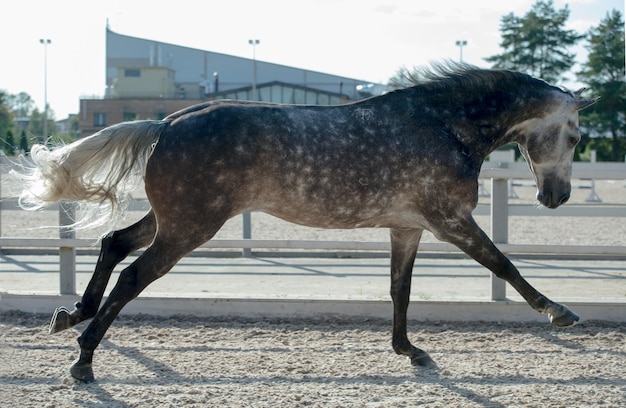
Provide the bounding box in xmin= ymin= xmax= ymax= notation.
xmin=1 ymin=312 xmax=625 ymax=407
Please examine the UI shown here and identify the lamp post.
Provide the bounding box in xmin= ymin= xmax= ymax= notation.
xmin=39 ymin=38 xmax=51 ymax=142
xmin=455 ymin=40 xmax=467 ymax=63
xmin=248 ymin=39 xmax=260 ymax=101
xmin=244 ymin=40 xmax=259 ymax=255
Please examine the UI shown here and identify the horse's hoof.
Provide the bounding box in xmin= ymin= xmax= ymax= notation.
xmin=410 ymin=351 xmax=437 ymax=368
xmin=70 ymin=359 xmax=95 ymax=383
xmin=548 ymin=304 xmax=579 ymax=327
xmin=49 ymin=307 xmax=73 ymax=334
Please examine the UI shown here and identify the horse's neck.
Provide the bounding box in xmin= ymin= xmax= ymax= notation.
xmin=448 ymin=97 xmax=542 ymax=161
xmin=448 ymin=121 xmax=513 ymax=163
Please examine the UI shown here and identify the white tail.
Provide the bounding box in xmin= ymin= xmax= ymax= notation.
xmin=12 ymin=120 xmax=167 ymax=228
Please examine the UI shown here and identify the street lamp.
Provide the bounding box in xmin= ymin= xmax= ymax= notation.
xmin=244 ymin=39 xmax=260 ymax=255
xmin=39 ymin=38 xmax=51 ymax=142
xmin=248 ymin=39 xmax=260 ymax=101
xmin=455 ymin=40 xmax=467 ymax=63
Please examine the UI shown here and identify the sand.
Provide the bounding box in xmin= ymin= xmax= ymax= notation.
xmin=1 ymin=312 xmax=625 ymax=407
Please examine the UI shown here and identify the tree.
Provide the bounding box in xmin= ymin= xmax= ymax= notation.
xmin=19 ymin=129 xmax=29 ymax=153
xmin=577 ymin=10 xmax=625 ymax=161
xmin=27 ymin=108 xmax=43 ymax=144
xmin=4 ymin=129 xmax=15 ymax=155
xmin=26 ymin=107 xmax=56 ymax=144
xmin=0 ymin=90 xmax=13 ymax=148
xmin=6 ymin=92 xmax=34 ymax=119
xmin=485 ymin=0 xmax=584 ymax=83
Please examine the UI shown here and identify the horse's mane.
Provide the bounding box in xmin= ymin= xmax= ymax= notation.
xmin=391 ymin=61 xmax=552 ymax=94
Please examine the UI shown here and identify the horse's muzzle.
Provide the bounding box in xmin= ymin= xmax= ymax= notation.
xmin=537 ymin=191 xmax=570 ymax=209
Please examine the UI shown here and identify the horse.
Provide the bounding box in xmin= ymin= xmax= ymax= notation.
xmin=14 ymin=62 xmax=598 ymax=382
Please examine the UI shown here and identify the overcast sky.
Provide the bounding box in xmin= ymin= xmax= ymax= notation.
xmin=1 ymin=0 xmax=622 ymax=119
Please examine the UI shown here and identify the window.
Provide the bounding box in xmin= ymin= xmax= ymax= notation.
xmin=306 ymin=91 xmax=317 ymax=105
xmin=123 ymin=113 xmax=137 ymax=121
xmin=124 ymin=69 xmax=141 ymax=77
xmin=293 ymin=89 xmax=305 ymax=104
xmin=93 ymin=113 xmax=106 ymax=126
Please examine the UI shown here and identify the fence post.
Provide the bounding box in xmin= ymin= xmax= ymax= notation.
xmin=490 ymin=177 xmax=508 ymax=301
xmin=0 ymin=173 xmax=3 ymax=253
xmin=59 ymin=201 xmax=77 ymax=295
xmin=585 ymin=150 xmax=602 ymax=202
xmin=242 ymin=212 xmax=252 ymax=257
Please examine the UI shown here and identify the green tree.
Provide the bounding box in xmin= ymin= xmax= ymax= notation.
xmin=6 ymin=92 xmax=34 ymax=118
xmin=485 ymin=0 xmax=583 ymax=83
xmin=27 ymin=108 xmax=43 ymax=144
xmin=577 ymin=10 xmax=625 ymax=161
xmin=19 ymin=129 xmax=29 ymax=153
xmin=0 ymin=90 xmax=13 ymax=148
xmin=4 ymin=129 xmax=15 ymax=155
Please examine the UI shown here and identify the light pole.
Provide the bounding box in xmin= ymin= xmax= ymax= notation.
xmin=248 ymin=39 xmax=260 ymax=101
xmin=455 ymin=40 xmax=467 ymax=63
xmin=39 ymin=38 xmax=51 ymax=142
xmin=244 ymin=39 xmax=259 ymax=256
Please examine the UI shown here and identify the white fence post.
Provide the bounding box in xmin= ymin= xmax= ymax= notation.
xmin=488 ymin=150 xmax=518 ymax=198
xmin=491 ymin=176 xmax=508 ymax=301
xmin=242 ymin=212 xmax=252 ymax=257
xmin=586 ymin=151 xmax=602 ymax=202
xmin=59 ymin=201 xmax=77 ymax=295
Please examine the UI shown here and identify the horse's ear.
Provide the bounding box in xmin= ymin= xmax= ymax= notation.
xmin=576 ymin=96 xmax=600 ymax=111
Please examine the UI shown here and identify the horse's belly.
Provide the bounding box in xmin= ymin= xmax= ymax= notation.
xmin=261 ymin=200 xmax=426 ymax=231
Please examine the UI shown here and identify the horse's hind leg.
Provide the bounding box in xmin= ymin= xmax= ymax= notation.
xmin=68 ymin=224 xmax=220 ymax=382
xmin=389 ymin=228 xmax=436 ymax=367
xmin=49 ymin=210 xmax=157 ymax=334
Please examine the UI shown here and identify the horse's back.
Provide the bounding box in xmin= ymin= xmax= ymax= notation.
xmin=145 ymin=97 xmax=480 ymax=229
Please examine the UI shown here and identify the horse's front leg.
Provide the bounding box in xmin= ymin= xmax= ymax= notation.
xmin=389 ymin=228 xmax=435 ymax=367
xmin=49 ymin=211 xmax=157 ymax=334
xmin=434 ymin=215 xmax=579 ymax=326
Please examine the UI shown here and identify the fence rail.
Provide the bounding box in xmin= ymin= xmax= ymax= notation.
xmin=1 ymin=161 xmax=625 ymax=300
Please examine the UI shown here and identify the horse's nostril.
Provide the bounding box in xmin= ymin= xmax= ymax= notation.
xmin=537 ymin=192 xmax=545 ymax=203
xmin=558 ymin=194 xmax=570 ymax=206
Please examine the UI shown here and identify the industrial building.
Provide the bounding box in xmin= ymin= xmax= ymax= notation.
xmin=78 ymin=28 xmax=385 ymax=136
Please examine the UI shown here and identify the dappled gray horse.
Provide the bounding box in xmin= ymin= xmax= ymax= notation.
xmin=16 ymin=63 xmax=597 ymax=382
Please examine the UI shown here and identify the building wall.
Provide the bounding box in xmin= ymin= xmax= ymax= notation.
xmin=78 ymin=99 xmax=202 ymax=137
xmin=113 ymin=67 xmax=177 ymax=99
xmin=79 ymin=81 xmax=348 ymax=136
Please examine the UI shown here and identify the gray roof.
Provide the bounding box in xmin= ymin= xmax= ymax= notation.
xmin=106 ymin=29 xmax=383 ymax=100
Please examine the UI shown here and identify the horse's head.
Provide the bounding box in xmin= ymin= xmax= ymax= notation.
xmin=515 ymin=88 xmax=599 ymax=209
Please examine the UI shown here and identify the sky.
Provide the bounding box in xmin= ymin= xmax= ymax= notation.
xmin=1 ymin=0 xmax=623 ymax=119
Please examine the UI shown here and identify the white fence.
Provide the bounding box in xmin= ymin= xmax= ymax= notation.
xmin=1 ymin=161 xmax=625 ymax=300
